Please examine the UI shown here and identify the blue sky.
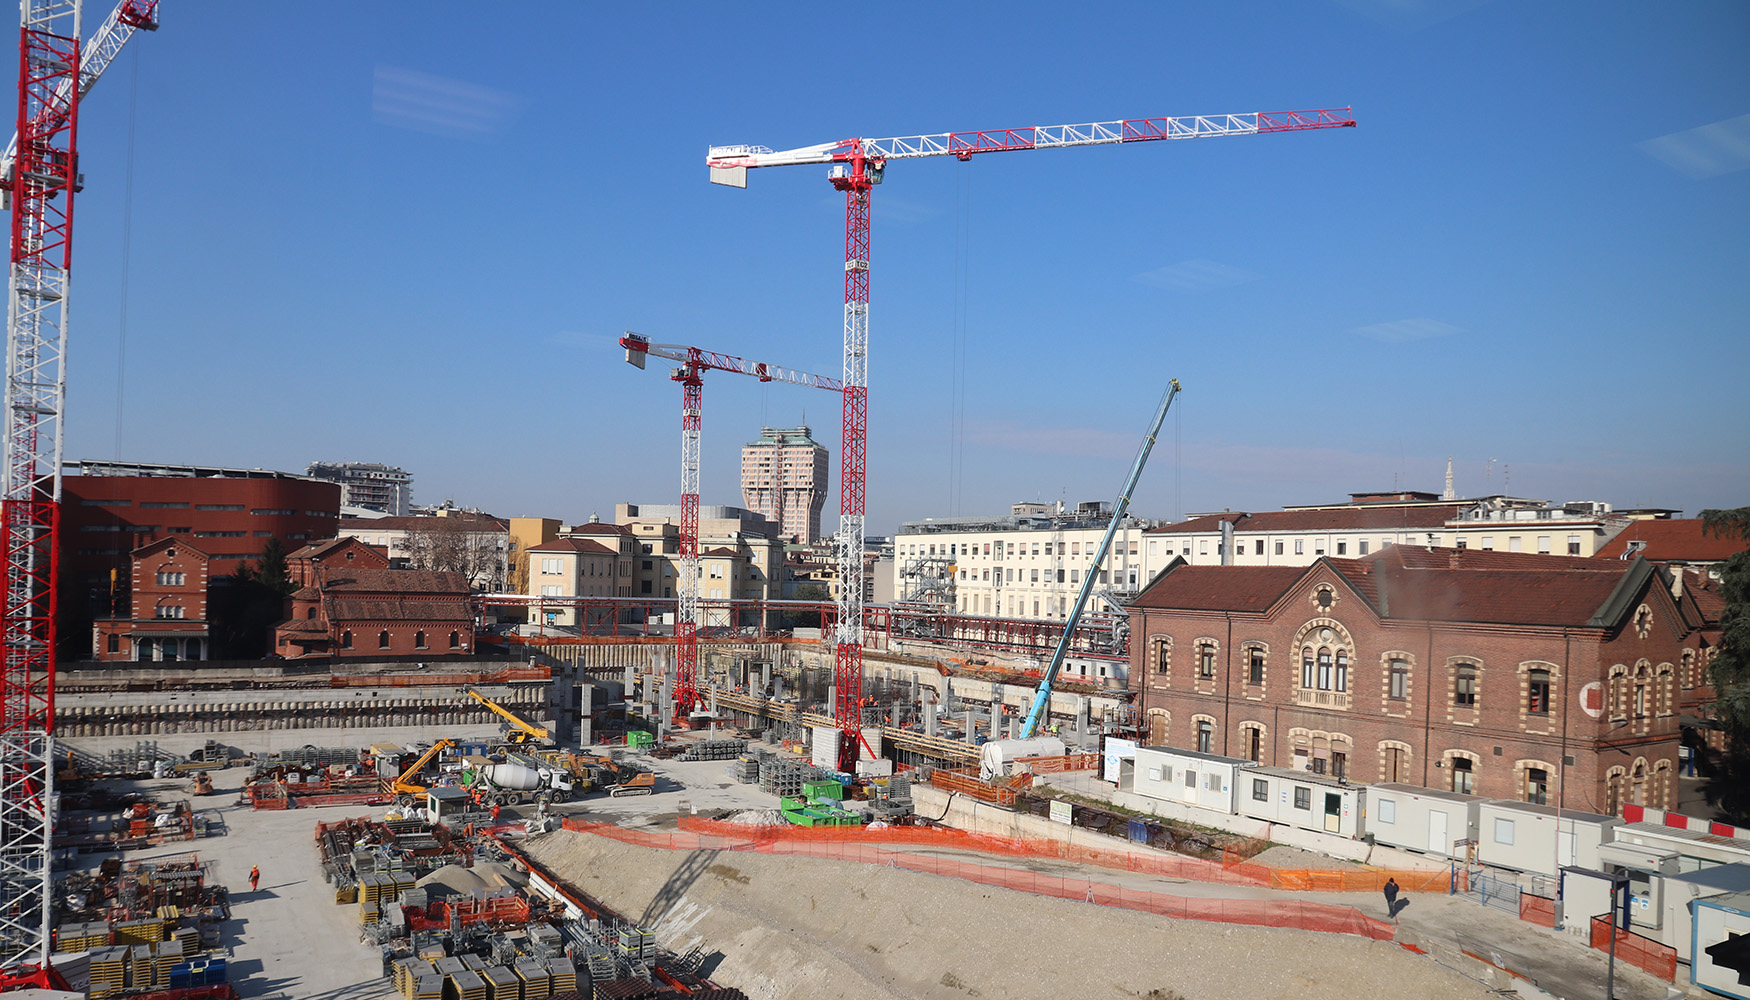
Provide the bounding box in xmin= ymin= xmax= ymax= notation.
xmin=61 ymin=1 xmax=1748 ymax=532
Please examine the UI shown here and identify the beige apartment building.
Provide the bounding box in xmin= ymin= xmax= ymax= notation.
xmin=740 ymin=426 xmax=829 ymax=543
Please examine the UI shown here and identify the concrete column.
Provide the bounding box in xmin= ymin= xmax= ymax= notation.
xmin=964 ymin=710 xmax=975 ymax=744
xmin=924 ymin=693 xmax=937 ymax=738
xmin=761 ymin=661 xmax=772 ymax=696
xmin=1076 ymin=697 xmax=1091 ymax=747
xmin=1008 ymin=715 xmax=1019 ymax=739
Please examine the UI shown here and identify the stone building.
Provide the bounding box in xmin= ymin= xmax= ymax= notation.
xmin=1126 ymin=545 xmax=1711 ymax=816
xmin=91 ymin=537 xmax=212 ymax=662
xmin=273 ymin=538 xmax=473 ymax=658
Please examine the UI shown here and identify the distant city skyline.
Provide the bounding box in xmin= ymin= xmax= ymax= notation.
xmin=58 ymin=4 xmax=1747 ymax=535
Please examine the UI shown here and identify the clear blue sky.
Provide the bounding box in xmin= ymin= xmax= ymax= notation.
xmin=62 ymin=1 xmax=1748 ymax=532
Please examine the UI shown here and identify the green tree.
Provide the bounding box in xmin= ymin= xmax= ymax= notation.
xmin=255 ymin=537 xmax=295 ymax=596
xmin=1699 ymin=507 xmax=1750 ymax=822
xmin=783 ymin=582 xmax=831 ymax=630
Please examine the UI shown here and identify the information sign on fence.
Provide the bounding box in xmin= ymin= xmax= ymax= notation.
xmin=1049 ymin=800 xmax=1073 ymax=826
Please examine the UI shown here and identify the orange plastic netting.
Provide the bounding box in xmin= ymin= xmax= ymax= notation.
xmin=562 ymin=819 xmax=1399 ymax=941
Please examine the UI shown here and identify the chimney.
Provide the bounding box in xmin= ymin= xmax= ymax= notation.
xmin=1671 ymin=569 xmax=1684 ymax=601
xmin=1220 ymin=518 xmax=1235 ymax=566
xmin=1449 ymin=550 xmax=1463 ymax=570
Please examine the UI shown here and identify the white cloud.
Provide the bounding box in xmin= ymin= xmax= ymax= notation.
xmin=372 ymin=65 xmax=524 ymax=140
xmin=1133 ymin=259 xmax=1260 ymax=292
xmin=1638 ymin=114 xmax=1750 ymax=179
xmin=1350 ymin=318 xmax=1463 ymax=343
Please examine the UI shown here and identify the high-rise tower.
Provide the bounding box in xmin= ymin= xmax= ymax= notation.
xmin=740 ymin=426 xmax=829 ymax=543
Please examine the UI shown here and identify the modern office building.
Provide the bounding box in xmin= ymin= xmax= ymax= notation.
xmin=740 ymin=426 xmax=829 ymax=543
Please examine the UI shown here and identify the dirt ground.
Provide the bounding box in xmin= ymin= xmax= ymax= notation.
xmin=521 ymin=829 xmax=1493 ymax=1000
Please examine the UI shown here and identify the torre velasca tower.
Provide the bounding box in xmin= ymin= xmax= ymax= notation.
xmin=740 ymin=426 xmax=829 ymax=543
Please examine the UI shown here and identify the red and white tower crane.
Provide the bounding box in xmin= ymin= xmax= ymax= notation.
xmin=0 ymin=0 xmax=157 ymax=975
xmin=707 ymin=107 xmax=1355 ymax=769
xmin=620 ymin=332 xmax=842 ymax=723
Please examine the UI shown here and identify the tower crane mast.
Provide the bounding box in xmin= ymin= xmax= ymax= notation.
xmin=0 ymin=0 xmax=157 ymax=975
xmin=708 ymin=106 xmax=1354 ymax=770
xmin=621 ymin=333 xmax=842 ymax=722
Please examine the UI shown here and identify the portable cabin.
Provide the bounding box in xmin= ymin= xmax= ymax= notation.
xmin=1131 ymin=747 xmax=1249 ymax=815
xmin=1102 ymin=737 xmax=1138 ymax=788
xmin=1474 ymin=801 xmax=1619 ymax=878
xmin=1692 ymin=892 xmax=1750 ymax=1000
xmin=425 ymin=785 xmax=473 ymax=823
xmin=1651 ymin=863 xmax=1750 ymax=961
xmin=1366 ymin=783 xmax=1484 ymax=859
xmin=1611 ymin=821 xmax=1750 ymax=874
xmin=1236 ymin=764 xmax=1366 ymax=839
xmin=1596 ymin=839 xmax=1682 ymax=934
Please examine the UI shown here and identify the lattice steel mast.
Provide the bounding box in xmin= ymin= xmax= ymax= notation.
xmin=0 ymin=0 xmax=155 ymax=973
xmin=707 ymin=107 xmax=1355 ymax=769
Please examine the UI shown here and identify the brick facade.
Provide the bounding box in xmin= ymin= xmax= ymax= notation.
xmin=274 ymin=540 xmax=472 ymax=659
xmin=1127 ymin=547 xmax=1708 ymax=816
xmin=92 ymin=538 xmax=212 ymax=662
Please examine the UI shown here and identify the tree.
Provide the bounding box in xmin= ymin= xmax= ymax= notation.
xmin=783 ymin=582 xmax=831 ymax=630
xmin=403 ymin=515 xmax=507 ymax=592
xmin=1699 ymin=507 xmax=1750 ymax=822
xmin=255 ymin=536 xmax=295 ymax=596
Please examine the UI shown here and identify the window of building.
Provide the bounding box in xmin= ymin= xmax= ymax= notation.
xmin=1567 ymin=535 xmax=1582 ymax=555
xmin=106 ymin=633 xmax=120 ymax=653
xmin=414 ymin=630 xmax=428 ymax=649
xmin=1294 ymin=539 xmax=1304 ymax=555
xmin=1335 ymin=651 xmax=1348 ymax=692
xmin=1452 ymin=757 xmax=1474 ymax=795
xmin=154 ymin=605 xmax=185 ymax=619
xmin=1336 ymin=541 xmax=1347 ymax=555
xmin=307 ymin=607 xmax=317 ymax=620
xmin=1317 ymin=649 xmax=1332 ymax=690
xmin=251 ymin=508 xmax=294 ymax=516
xmin=1196 ymin=719 xmax=1213 ymax=754
xmin=1456 ymin=538 xmax=1467 ymax=549
xmin=1378 ymin=797 xmax=1396 ymax=823
xmin=1332 ymin=751 xmax=1347 ymax=780
xmin=1509 ymin=537 xmax=1523 ymax=553
xmin=1481 ymin=537 xmax=1494 ymax=551
xmin=1494 ymin=817 xmax=1515 ymax=845
xmin=155 ymin=571 xmax=185 ymax=586
xmin=640 ymin=580 xmax=652 ymax=594
xmin=1030 ymin=569 xmax=1038 ymax=583
xmin=1197 ymin=644 xmax=1215 ymax=680
xmin=1253 ymin=778 xmax=1268 ymax=802
xmin=1526 ymin=768 xmax=1548 ymax=805
xmin=1528 ymin=668 xmax=1550 ymax=715
xmin=1184 ymin=768 xmax=1197 ymax=788
xmin=1301 ymin=649 xmax=1315 ymax=689
xmin=1537 ymin=535 xmax=1551 ymax=554
xmin=1359 ymin=540 xmax=1369 ymax=556
xmin=1293 ymin=787 xmax=1311 ymax=810
xmin=378 ymin=630 xmax=391 ymax=649
xmin=1248 ymin=648 xmax=1264 ymax=685
xmin=1155 ymin=640 xmax=1170 ymax=674
xmin=1043 ymin=543 xmax=1052 ymax=556
xmin=449 ymin=630 xmax=460 ymax=649
xmin=1068 ymin=569 xmax=1077 ymax=583
xmin=1199 ymin=540 xmax=1208 ymax=556
xmin=1246 ymin=727 xmax=1261 ymax=762
xmin=1389 ymin=658 xmax=1409 ymax=700
xmin=1455 ymin=664 xmax=1477 ymax=708
xmin=341 ymin=630 xmax=353 ymax=649
xmin=1253 ymin=540 xmax=1262 ymax=555
xmin=1275 ymin=540 xmax=1284 ymax=555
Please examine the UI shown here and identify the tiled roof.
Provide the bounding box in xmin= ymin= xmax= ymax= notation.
xmin=288 ymin=537 xmax=355 ymax=560
xmin=565 ymin=522 xmax=633 ymax=536
xmin=1130 ymin=564 xmax=1306 ymax=613
xmin=701 ymin=546 xmax=740 ymax=557
xmin=340 ymin=513 xmax=506 ymax=532
xmin=1594 ymin=519 xmax=1750 ymax=563
xmin=1145 ymin=506 xmax=1464 ymax=535
xmin=276 ymin=619 xmax=327 ymax=633
xmin=329 ymin=599 xmax=472 ymax=622
xmin=1145 ymin=513 xmax=1247 ymax=536
xmin=291 ymin=586 xmax=320 ymax=600
xmin=132 ymin=536 xmax=209 ymax=559
xmin=1329 ymin=546 xmax=1644 ymax=627
xmin=318 ymin=568 xmax=469 ymax=595
xmin=527 ymin=538 xmax=616 ymax=555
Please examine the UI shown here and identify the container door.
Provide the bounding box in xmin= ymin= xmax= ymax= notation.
xmin=1324 ymin=793 xmax=1341 ymax=833
xmin=1429 ymin=809 xmax=1449 ymax=853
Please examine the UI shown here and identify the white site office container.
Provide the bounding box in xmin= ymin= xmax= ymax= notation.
xmin=1131 ymin=746 xmax=1248 ymax=815
xmin=1655 ymin=863 xmax=1750 ymax=961
xmin=1236 ymin=765 xmax=1366 ymax=839
xmin=1367 ymin=782 xmax=1484 ymax=858
xmin=1692 ymin=892 xmax=1750 ymax=1000
xmin=1613 ymin=821 xmax=1750 ymax=874
xmin=1475 ymin=801 xmax=1620 ymax=877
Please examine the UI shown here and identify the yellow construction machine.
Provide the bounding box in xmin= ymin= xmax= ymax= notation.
xmin=390 ymin=738 xmax=458 ymax=806
xmin=466 ymin=689 xmax=552 ymax=746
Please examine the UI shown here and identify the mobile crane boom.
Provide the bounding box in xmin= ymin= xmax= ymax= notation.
xmin=1020 ymin=380 xmax=1181 ymax=740
xmin=467 ymin=689 xmax=550 ymax=744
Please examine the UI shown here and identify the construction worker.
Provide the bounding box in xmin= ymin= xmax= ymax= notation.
xmin=491 ymin=802 xmax=501 ymax=823
xmin=248 ymin=865 xmax=260 ymax=892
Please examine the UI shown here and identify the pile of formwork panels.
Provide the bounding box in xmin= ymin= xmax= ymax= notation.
xmin=758 ymin=756 xmax=833 ymax=797
xmin=676 ymin=739 xmax=747 ymax=762
xmin=866 ymin=774 xmax=915 ymax=820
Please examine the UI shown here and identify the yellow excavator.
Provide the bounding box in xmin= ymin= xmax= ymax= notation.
xmin=467 ymin=689 xmax=552 ymax=746
xmin=391 ymin=738 xmax=458 ymax=807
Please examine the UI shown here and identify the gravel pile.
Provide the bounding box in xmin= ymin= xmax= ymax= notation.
xmin=523 ymin=830 xmax=1489 ymax=1000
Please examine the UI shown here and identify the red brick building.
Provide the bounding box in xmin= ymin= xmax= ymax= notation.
xmin=274 ymin=537 xmax=474 ymax=659
xmin=61 ymin=462 xmax=341 ymax=629
xmin=91 ymin=538 xmax=212 ymax=662
xmin=1126 ymin=546 xmax=1711 ymax=816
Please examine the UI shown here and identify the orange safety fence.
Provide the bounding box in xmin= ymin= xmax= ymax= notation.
xmin=1519 ymin=893 xmax=1556 ymax=928
xmin=328 ymin=665 xmax=550 ymax=687
xmin=1011 ymin=753 xmax=1103 ymax=775
xmin=561 ymin=819 xmax=1394 ymax=941
xmin=404 ymin=895 xmax=530 ymax=931
xmin=1589 ymin=915 xmax=1676 ymax=981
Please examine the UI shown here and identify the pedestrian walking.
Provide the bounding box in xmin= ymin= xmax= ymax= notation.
xmin=248 ymin=865 xmax=260 ymax=892
xmin=1383 ymin=877 xmax=1399 ymax=918
xmin=491 ymin=803 xmax=502 ymax=823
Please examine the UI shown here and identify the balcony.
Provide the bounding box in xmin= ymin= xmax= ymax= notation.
xmin=1294 ymin=687 xmax=1350 ymax=711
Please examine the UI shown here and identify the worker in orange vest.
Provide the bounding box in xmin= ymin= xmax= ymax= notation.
xmin=248 ymin=865 xmax=260 ymax=892
xmin=491 ymin=803 xmax=501 ymax=823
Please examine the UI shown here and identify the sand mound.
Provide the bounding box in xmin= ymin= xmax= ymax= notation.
xmin=522 ymin=829 xmax=1489 ymax=1000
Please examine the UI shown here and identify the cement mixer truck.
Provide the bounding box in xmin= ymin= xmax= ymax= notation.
xmin=461 ymin=758 xmax=575 ymax=806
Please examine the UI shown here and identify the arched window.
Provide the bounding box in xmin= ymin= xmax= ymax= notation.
xmin=448 ymin=630 xmax=460 ymax=649
xmin=1317 ymin=649 xmax=1333 ymax=690
xmin=341 ymin=630 xmax=353 ymax=649
xmin=1196 ymin=718 xmax=1214 ymax=754
xmin=307 ymin=606 xmax=317 ymax=620
xmin=1301 ymin=648 xmax=1315 ymax=689
xmin=414 ymin=630 xmax=428 ymax=649
xmin=1335 ymin=651 xmax=1348 ymax=692
xmin=1528 ymin=668 xmax=1550 ymax=715
xmin=1455 ymin=664 xmax=1478 ymax=708
xmin=378 ymin=630 xmax=391 ymax=649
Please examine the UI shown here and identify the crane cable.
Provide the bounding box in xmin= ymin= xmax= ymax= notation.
xmin=112 ymin=46 xmax=140 ymax=459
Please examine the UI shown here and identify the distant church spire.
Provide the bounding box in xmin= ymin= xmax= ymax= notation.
xmin=1443 ymin=456 xmax=1456 ymax=501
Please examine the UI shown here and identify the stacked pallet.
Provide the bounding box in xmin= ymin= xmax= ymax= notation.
xmin=591 ymin=979 xmax=656 ymax=1000
xmin=481 ymin=964 xmax=519 ymax=1000
xmin=546 ymin=957 xmax=577 ymax=995
xmin=676 ymin=739 xmax=747 ymax=762
xmin=392 ymin=957 xmax=437 ymax=998
xmin=87 ymin=946 xmax=127 ymax=998
xmin=112 ymin=916 xmax=171 ymax=945
xmin=54 ymin=920 xmax=109 ymax=952
xmin=514 ymin=957 xmax=551 ymax=1000
xmin=450 ymin=969 xmax=489 ymax=1000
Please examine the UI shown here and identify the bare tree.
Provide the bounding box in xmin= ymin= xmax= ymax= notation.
xmin=402 ymin=515 xmax=508 ymax=592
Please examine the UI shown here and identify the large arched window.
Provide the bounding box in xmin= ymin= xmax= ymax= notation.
xmin=378 ymin=630 xmax=391 ymax=649
xmin=341 ymin=630 xmax=353 ymax=649
xmin=414 ymin=630 xmax=428 ymax=649
xmin=449 ymin=630 xmax=461 ymax=649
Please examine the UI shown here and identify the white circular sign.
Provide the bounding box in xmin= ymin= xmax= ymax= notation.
xmin=1579 ymin=681 xmax=1605 ymax=719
